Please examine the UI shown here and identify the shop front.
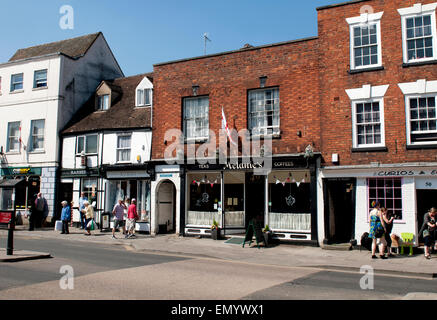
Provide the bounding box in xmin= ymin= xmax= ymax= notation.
xmin=0 ymin=167 xmax=42 ymax=225
xmin=185 ymin=156 xmax=318 ymax=243
xmin=319 ymin=165 xmax=437 ymax=247
xmin=60 ymin=168 xmax=103 ymax=227
xmin=103 ymin=166 xmax=151 ymax=233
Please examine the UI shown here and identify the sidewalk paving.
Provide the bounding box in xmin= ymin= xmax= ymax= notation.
xmin=1 ymin=226 xmax=436 ymax=278
xmin=0 ymin=248 xmax=51 ymax=262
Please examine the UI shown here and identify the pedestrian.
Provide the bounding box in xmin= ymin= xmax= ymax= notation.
xmin=70 ymin=201 xmax=74 ymax=227
xmin=60 ymin=201 xmax=71 ymax=235
xmin=34 ymin=193 xmax=47 ymax=228
xmin=381 ymin=207 xmax=395 ymax=257
xmin=123 ymin=198 xmax=130 ymax=235
xmin=369 ymin=201 xmax=387 ymax=259
xmin=125 ymin=198 xmax=138 ymax=239
xmin=112 ymin=199 xmax=126 ymax=239
xmin=28 ymin=194 xmax=37 ymax=231
xmin=81 ymin=200 xmax=94 ymax=236
xmin=79 ymin=192 xmax=88 ymax=229
xmin=419 ymin=207 xmax=437 ymax=260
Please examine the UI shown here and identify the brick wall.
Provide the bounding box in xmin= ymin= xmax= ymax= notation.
xmin=318 ymin=0 xmax=437 ymax=167
xmin=151 ymin=39 xmax=321 ymax=161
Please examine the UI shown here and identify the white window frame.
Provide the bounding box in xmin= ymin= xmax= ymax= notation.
xmin=6 ymin=121 xmax=21 ymax=152
xmin=116 ymin=133 xmax=132 ymax=163
xmin=136 ymin=88 xmax=152 ymax=107
xmin=10 ymin=73 xmax=23 ymax=92
xmin=351 ymin=98 xmax=386 ymax=148
xmin=183 ymin=96 xmax=210 ymax=142
xmin=248 ymin=87 xmax=281 ymax=137
xmin=76 ymin=134 xmax=98 ymax=155
xmin=399 ymin=79 xmax=437 ymax=146
xmin=398 ymin=3 xmax=437 ymax=64
xmin=347 ymin=12 xmax=384 ymax=71
xmin=97 ymin=95 xmax=110 ymax=110
xmin=33 ymin=69 xmax=47 ymax=88
xmin=346 ymin=84 xmax=389 ymax=149
xmin=30 ymin=119 xmax=45 ymax=152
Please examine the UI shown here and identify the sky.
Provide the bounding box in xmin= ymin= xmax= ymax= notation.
xmin=0 ymin=0 xmax=342 ymax=76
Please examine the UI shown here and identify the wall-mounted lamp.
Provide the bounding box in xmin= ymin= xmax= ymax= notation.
xmin=137 ymin=155 xmax=141 ymax=163
xmin=259 ymin=76 xmax=267 ymax=88
xmin=332 ymin=153 xmax=339 ymax=164
xmin=192 ymin=85 xmax=199 ymax=96
xmin=0 ymin=146 xmax=3 ymax=156
xmin=297 ymin=131 xmax=302 ymax=138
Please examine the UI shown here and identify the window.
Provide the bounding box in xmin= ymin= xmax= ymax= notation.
xmin=76 ymin=135 xmax=98 ymax=154
xmin=183 ymin=96 xmax=209 ymax=141
xmin=368 ymin=178 xmax=403 ymax=220
xmin=6 ymin=121 xmax=20 ymax=152
xmin=248 ymin=87 xmax=280 ymax=136
xmin=30 ymin=119 xmax=45 ymax=151
xmin=10 ymin=73 xmax=23 ymax=92
xmin=137 ymin=89 xmax=152 ymax=107
xmin=97 ymin=95 xmax=109 ymax=110
xmin=347 ymin=12 xmax=383 ymax=70
xmin=399 ymin=3 xmax=437 ymax=63
xmin=352 ymin=99 xmax=385 ymax=148
xmin=33 ymin=70 xmax=47 ymax=88
xmin=117 ymin=134 xmax=131 ymax=162
xmin=399 ymin=79 xmax=437 ymax=145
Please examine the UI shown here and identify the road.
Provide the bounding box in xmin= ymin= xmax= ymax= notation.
xmin=1 ymin=235 xmax=437 ymax=303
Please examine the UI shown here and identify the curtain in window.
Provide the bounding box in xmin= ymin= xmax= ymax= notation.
xmin=184 ymin=97 xmax=209 ymax=139
xmin=117 ymin=135 xmax=131 ymax=162
xmin=31 ymin=120 xmax=45 ymax=150
xmin=7 ymin=122 xmax=20 ymax=151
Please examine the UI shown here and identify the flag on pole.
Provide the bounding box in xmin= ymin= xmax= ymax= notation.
xmin=221 ymin=107 xmax=237 ymax=146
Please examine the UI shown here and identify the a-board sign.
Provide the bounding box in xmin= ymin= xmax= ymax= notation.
xmin=242 ymin=219 xmax=264 ymax=249
xmin=0 ymin=212 xmax=12 ymax=224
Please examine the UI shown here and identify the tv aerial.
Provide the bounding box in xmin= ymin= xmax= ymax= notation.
xmin=203 ymin=32 xmax=211 ymax=55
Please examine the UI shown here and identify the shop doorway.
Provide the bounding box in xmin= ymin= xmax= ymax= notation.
xmin=58 ymin=182 xmax=73 ymax=219
xmin=157 ymin=181 xmax=176 ymax=234
xmin=245 ymin=173 xmax=265 ymax=227
xmin=416 ymin=190 xmax=437 ymax=243
xmin=323 ymin=179 xmax=356 ymax=244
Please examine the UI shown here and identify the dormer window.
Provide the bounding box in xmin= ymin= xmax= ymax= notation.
xmin=97 ymin=94 xmax=109 ymax=110
xmin=137 ymin=88 xmax=152 ymax=107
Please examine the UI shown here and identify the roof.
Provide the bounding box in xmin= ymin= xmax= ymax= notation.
xmin=316 ymin=0 xmax=371 ymax=11
xmin=9 ymin=32 xmax=102 ymax=62
xmin=62 ymin=73 xmax=153 ymax=135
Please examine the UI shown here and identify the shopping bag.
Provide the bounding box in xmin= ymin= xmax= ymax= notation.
xmin=54 ymin=220 xmax=63 ymax=231
xmin=87 ymin=219 xmax=96 ymax=231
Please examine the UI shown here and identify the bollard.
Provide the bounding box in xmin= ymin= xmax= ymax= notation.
xmin=7 ymin=218 xmax=15 ymax=256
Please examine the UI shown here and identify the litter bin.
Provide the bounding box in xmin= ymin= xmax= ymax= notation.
xmin=100 ymin=212 xmax=111 ymax=232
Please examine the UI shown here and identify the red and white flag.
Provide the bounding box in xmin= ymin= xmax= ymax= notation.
xmin=221 ymin=107 xmax=237 ymax=146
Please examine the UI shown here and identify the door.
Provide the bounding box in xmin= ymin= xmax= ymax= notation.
xmin=324 ymin=179 xmax=356 ymax=244
xmin=157 ymin=181 xmax=175 ymax=233
xmin=416 ymin=190 xmax=437 ymax=243
xmin=245 ymin=173 xmax=265 ymax=226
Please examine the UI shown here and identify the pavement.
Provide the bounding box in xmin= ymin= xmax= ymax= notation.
xmin=1 ymin=226 xmax=437 ymax=279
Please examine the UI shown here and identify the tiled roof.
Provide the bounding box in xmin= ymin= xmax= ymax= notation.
xmin=62 ymin=73 xmax=153 ymax=135
xmin=9 ymin=32 xmax=101 ymax=62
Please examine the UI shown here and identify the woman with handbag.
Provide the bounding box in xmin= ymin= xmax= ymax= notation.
xmin=81 ymin=200 xmax=94 ymax=236
xmin=419 ymin=207 xmax=437 ymax=260
xmin=369 ymin=201 xmax=387 ymax=259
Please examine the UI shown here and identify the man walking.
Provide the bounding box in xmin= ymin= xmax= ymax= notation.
xmin=79 ymin=192 xmax=88 ymax=229
xmin=125 ymin=198 xmax=138 ymax=239
xmin=34 ymin=193 xmax=48 ymax=228
xmin=112 ymin=199 xmax=126 ymax=239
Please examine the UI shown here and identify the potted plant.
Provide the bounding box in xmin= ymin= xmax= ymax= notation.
xmin=211 ymin=219 xmax=221 ymax=240
xmin=263 ymin=224 xmax=272 ymax=247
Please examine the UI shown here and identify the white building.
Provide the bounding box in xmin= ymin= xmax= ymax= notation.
xmin=61 ymin=74 xmax=153 ymax=231
xmin=0 ymin=32 xmax=123 ymax=223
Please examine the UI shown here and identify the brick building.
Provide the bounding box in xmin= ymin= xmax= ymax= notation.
xmin=150 ymin=39 xmax=322 ymax=242
xmin=317 ymin=0 xmax=437 ymax=247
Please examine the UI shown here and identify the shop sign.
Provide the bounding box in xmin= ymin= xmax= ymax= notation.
xmin=107 ymin=170 xmax=150 ymax=179
xmin=159 ymin=174 xmax=173 ymax=178
xmin=0 ymin=212 xmax=12 ymax=224
xmin=224 ymin=161 xmax=263 ymax=170
xmin=273 ymin=161 xmax=295 ymax=168
xmin=1 ymin=167 xmax=42 ymax=176
xmin=373 ymin=169 xmax=437 ymax=177
xmin=61 ymin=168 xmax=99 ymax=177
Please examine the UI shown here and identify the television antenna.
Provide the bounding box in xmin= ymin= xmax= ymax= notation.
xmin=203 ymin=33 xmax=211 ymax=55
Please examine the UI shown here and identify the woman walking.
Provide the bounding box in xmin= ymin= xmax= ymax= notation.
xmin=60 ymin=201 xmax=71 ymax=235
xmin=369 ymin=201 xmax=387 ymax=259
xmin=81 ymin=200 xmax=94 ymax=236
xmin=419 ymin=207 xmax=437 ymax=260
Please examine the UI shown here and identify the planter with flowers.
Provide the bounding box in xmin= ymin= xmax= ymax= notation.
xmin=263 ymin=224 xmax=272 ymax=247
xmin=211 ymin=219 xmax=221 ymax=240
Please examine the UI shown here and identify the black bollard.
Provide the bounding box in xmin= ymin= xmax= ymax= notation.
xmin=6 ymin=216 xmax=15 ymax=256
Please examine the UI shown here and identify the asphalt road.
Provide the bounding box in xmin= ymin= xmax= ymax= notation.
xmin=1 ymin=236 xmax=437 ymax=302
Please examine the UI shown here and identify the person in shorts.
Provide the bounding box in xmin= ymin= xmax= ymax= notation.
xmin=125 ymin=198 xmax=138 ymax=239
xmin=420 ymin=207 xmax=437 ymax=260
xmin=112 ymin=199 xmax=126 ymax=239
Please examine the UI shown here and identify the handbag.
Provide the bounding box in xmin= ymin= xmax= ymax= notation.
xmin=423 ymin=229 xmax=430 ymax=238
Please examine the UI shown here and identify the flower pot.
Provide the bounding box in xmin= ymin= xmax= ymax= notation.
xmin=263 ymin=231 xmax=272 ymax=247
xmin=211 ymin=228 xmax=221 ymax=240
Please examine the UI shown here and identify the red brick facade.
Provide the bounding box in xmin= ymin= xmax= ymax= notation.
xmin=318 ymin=0 xmax=437 ymax=167
xmin=151 ymin=39 xmax=320 ymax=161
